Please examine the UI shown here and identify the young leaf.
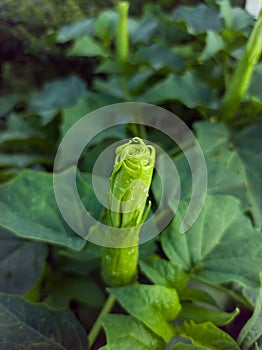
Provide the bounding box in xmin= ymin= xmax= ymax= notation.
xmin=108 ymin=284 xmax=181 ymax=342
xmin=162 ymin=195 xmax=262 ymax=288
xmin=0 ymin=169 xmax=102 ymax=250
xmin=0 ymin=293 xmax=88 ymax=350
xmin=139 ymin=257 xmax=189 ymax=294
xmin=0 ymin=228 xmax=48 ymax=295
xmin=173 ymin=321 xmax=240 ymax=350
xmin=102 ymin=314 xmax=165 ymax=350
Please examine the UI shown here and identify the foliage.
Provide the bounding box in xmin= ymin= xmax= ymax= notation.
xmin=0 ymin=0 xmax=261 ymax=349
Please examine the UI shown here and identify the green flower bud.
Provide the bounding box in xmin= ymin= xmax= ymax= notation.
xmin=102 ymin=137 xmax=155 ymax=287
xmin=108 ymin=137 xmax=155 ymax=229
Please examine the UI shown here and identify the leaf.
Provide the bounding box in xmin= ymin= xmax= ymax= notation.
xmin=162 ymin=195 xmax=262 ymax=288
xmin=0 ymin=169 xmax=102 ymax=250
xmin=0 ymin=95 xmax=18 ymax=117
xmin=139 ymin=257 xmax=189 ymax=293
xmin=237 ymin=273 xmax=262 ymax=350
xmin=0 ymin=293 xmax=88 ymax=350
xmin=199 ymin=31 xmax=225 ymax=63
xmin=44 ymin=273 xmax=105 ymax=309
xmin=172 ymin=321 xmax=240 ymax=350
xmin=29 ymin=76 xmax=86 ymax=125
xmin=172 ymin=4 xmax=222 ymax=35
xmin=246 ymin=63 xmax=262 ymax=104
xmin=109 ymin=284 xmax=181 ymax=342
xmin=137 ymin=72 xmax=213 ymax=108
xmin=0 ymin=113 xmax=43 ymax=144
xmin=68 ymin=36 xmax=108 ymax=57
xmin=179 ymin=304 xmax=239 ymax=326
xmin=95 ymin=10 xmax=118 ymax=42
xmin=170 ymin=121 xmax=262 ymax=230
xmin=60 ymin=94 xmax=91 ymax=137
xmin=56 ymin=19 xmax=94 ymax=43
xmin=132 ymin=44 xmax=184 ymax=71
xmin=129 ymin=17 xmax=158 ymax=44
xmin=102 ymin=314 xmax=165 ymax=350
xmin=0 ymin=153 xmax=50 ymax=168
xmin=0 ymin=228 xmax=48 ymax=294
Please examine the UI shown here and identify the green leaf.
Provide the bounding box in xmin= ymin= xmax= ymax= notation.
xmin=129 ymin=17 xmax=158 ymax=44
xmin=44 ymin=273 xmax=105 ymax=309
xmin=29 ymin=76 xmax=86 ymax=125
xmin=0 ymin=95 xmax=18 ymax=117
xmin=109 ymin=284 xmax=181 ymax=342
xmin=162 ymin=195 xmax=262 ymax=288
xmin=0 ymin=293 xmax=88 ymax=350
xmin=169 ymin=121 xmax=262 ymax=230
xmin=137 ymin=72 xmax=213 ymax=108
xmin=0 ymin=169 xmax=102 ymax=250
xmin=139 ymin=257 xmax=189 ymax=293
xmin=172 ymin=321 xmax=240 ymax=349
xmin=237 ymin=274 xmax=262 ymax=350
xmin=0 ymin=113 xmax=42 ymax=144
xmin=68 ymin=36 xmax=108 ymax=57
xmin=172 ymin=4 xmax=222 ymax=35
xmin=199 ymin=31 xmax=225 ymax=62
xmin=246 ymin=63 xmax=262 ymax=104
xmin=0 ymin=153 xmax=50 ymax=168
xmin=95 ymin=10 xmax=118 ymax=42
xmin=0 ymin=228 xmax=48 ymax=294
xmin=56 ymin=19 xmax=94 ymax=43
xmin=102 ymin=314 xmax=165 ymax=350
xmin=132 ymin=44 xmax=184 ymax=71
xmin=180 ymin=304 xmax=239 ymax=326
xmin=61 ymin=94 xmax=91 ymax=137
xmin=171 ymin=344 xmax=207 ymax=350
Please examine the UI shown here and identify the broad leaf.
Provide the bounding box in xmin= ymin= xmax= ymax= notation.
xmin=132 ymin=44 xmax=184 ymax=71
xmin=0 ymin=169 xmax=102 ymax=250
xmin=29 ymin=76 xmax=86 ymax=125
xmin=137 ymin=72 xmax=213 ymax=108
xmin=171 ymin=321 xmax=240 ymax=350
xmin=0 ymin=228 xmax=48 ymax=294
xmin=139 ymin=257 xmax=189 ymax=294
xmin=165 ymin=121 xmax=262 ymax=230
xmin=109 ymin=284 xmax=181 ymax=342
xmin=162 ymin=195 xmax=262 ymax=288
xmin=0 ymin=293 xmax=88 ymax=350
xmin=102 ymin=314 xmax=165 ymax=350
xmin=237 ymin=274 xmax=262 ymax=350
xmin=172 ymin=4 xmax=222 ymax=35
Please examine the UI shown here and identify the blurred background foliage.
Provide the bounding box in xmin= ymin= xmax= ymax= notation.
xmin=0 ymin=0 xmax=260 ymax=182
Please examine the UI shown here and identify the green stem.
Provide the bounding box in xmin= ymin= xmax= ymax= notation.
xmin=88 ymin=294 xmax=115 ymax=348
xmin=219 ymin=12 xmax=262 ymax=121
xmin=116 ymin=1 xmax=129 ymax=63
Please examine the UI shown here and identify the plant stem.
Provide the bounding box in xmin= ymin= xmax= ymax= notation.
xmin=116 ymin=1 xmax=129 ymax=63
xmin=219 ymin=12 xmax=262 ymax=121
xmin=88 ymin=294 xmax=115 ymax=348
